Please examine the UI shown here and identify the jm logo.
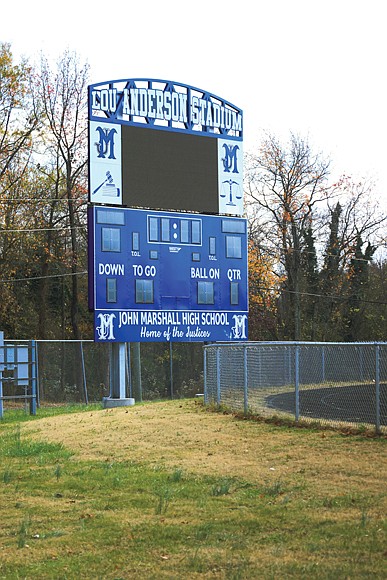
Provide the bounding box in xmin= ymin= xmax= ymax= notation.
xmin=222 ymin=143 xmax=240 ymax=174
xmin=95 ymin=126 xmax=117 ymax=159
xmin=231 ymin=314 xmax=247 ymax=339
xmin=96 ymin=313 xmax=116 ymax=340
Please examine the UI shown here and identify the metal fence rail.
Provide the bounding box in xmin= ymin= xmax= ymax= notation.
xmin=204 ymin=342 xmax=387 ymax=434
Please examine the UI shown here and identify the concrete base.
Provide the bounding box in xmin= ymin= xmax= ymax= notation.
xmin=102 ymin=397 xmax=135 ymax=409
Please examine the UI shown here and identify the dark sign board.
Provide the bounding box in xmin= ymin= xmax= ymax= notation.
xmin=120 ymin=125 xmax=219 ymax=213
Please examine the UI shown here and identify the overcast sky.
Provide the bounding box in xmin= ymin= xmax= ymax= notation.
xmin=2 ymin=0 xmax=386 ymax=197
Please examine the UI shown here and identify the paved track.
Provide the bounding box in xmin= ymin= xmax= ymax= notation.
xmin=265 ymin=384 xmax=387 ymax=426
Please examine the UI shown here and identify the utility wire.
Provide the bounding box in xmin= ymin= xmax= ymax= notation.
xmin=1 ymin=270 xmax=387 ymax=307
xmin=253 ymin=285 xmax=387 ymax=306
xmin=0 ymin=225 xmax=86 ymax=233
xmin=0 ymin=271 xmax=87 ymax=283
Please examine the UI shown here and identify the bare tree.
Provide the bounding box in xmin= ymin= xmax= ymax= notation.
xmin=0 ymin=43 xmax=41 ymax=191
xmin=245 ymin=132 xmax=331 ymax=339
xmin=36 ymin=50 xmax=89 ymax=340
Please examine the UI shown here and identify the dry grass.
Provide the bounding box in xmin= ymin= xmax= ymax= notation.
xmin=0 ymin=399 xmax=385 ymax=579
xmin=23 ymin=399 xmax=386 ymax=498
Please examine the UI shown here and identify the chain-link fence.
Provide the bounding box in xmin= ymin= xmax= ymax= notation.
xmin=4 ymin=339 xmax=387 ymax=434
xmin=0 ymin=339 xmax=205 ymax=412
xmin=204 ymin=342 xmax=387 ymax=434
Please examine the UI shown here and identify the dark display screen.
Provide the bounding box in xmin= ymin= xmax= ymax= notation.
xmin=121 ymin=126 xmax=219 ymax=213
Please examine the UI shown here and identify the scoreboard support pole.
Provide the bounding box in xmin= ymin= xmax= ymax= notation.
xmin=103 ymin=343 xmax=135 ymax=408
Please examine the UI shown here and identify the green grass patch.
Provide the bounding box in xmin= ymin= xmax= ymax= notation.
xmin=0 ymin=402 xmax=386 ymax=579
xmin=0 ymin=402 xmax=103 ymax=424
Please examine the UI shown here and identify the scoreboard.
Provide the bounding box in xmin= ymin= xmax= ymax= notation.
xmin=89 ymin=206 xmax=248 ymax=342
xmin=87 ymin=79 xmax=248 ymax=343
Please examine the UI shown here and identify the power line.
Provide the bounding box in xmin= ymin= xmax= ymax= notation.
xmin=0 ymin=271 xmax=87 ymax=283
xmin=0 ymin=225 xmax=86 ymax=233
xmin=254 ymin=284 xmax=387 ymax=307
xmin=0 ymin=198 xmax=87 ymax=203
xmin=1 ymin=269 xmax=386 ymax=308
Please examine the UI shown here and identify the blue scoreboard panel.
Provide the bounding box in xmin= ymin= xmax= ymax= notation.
xmin=88 ymin=206 xmax=248 ymax=342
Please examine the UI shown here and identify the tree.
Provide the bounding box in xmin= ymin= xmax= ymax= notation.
xmin=0 ymin=43 xmax=41 ymax=191
xmin=319 ymin=177 xmax=386 ymax=340
xmin=300 ymin=223 xmax=319 ymax=340
xmin=343 ymin=234 xmax=376 ymax=340
xmin=0 ymin=43 xmax=44 ymax=337
xmin=319 ymin=201 xmax=344 ymax=340
xmin=35 ymin=50 xmax=90 ymax=341
xmin=248 ymin=240 xmax=283 ymax=340
xmin=245 ymin=132 xmax=330 ymax=339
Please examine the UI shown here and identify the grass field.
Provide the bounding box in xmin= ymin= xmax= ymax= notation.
xmin=0 ymin=399 xmax=386 ymax=579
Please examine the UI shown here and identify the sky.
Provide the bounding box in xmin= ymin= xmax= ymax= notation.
xmin=1 ymin=0 xmax=386 ymax=199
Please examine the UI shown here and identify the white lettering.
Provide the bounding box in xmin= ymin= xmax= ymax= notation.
xmin=189 ymin=98 xmax=242 ymax=132
xmin=155 ymin=89 xmax=164 ymax=118
xmin=91 ymin=84 xmax=242 ymax=133
xmin=191 ymin=267 xmax=208 ymax=279
xmin=164 ymin=92 xmax=171 ymax=120
xmin=191 ymin=95 xmax=199 ymax=124
xmin=92 ymin=90 xmax=99 ymax=109
xmin=140 ymin=312 xmax=181 ymax=325
xmin=171 ymin=92 xmax=179 ymax=121
xmin=147 ymin=89 xmax=156 ymax=118
xmin=139 ymin=89 xmax=147 ymax=116
xmin=123 ymin=88 xmax=130 ymax=114
xmin=100 ymin=89 xmax=109 ymax=111
xmin=140 ymin=326 xmax=162 ymax=338
xmin=99 ymin=263 xmax=124 ymax=276
xmin=119 ymin=311 xmax=139 ymax=328
xmin=227 ymin=268 xmax=241 ymax=281
xmin=133 ymin=264 xmax=143 ymax=276
xmin=133 ymin=264 xmax=156 ymax=277
xmin=130 ymin=88 xmax=139 ymax=115
xmin=185 ymin=326 xmax=211 ymax=338
xmin=201 ymin=312 xmax=229 ymax=326
xmin=182 ymin=312 xmax=200 ymax=325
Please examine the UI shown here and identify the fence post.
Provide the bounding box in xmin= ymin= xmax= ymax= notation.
xmin=169 ymin=341 xmax=174 ymax=400
xmin=35 ymin=341 xmax=40 ymax=408
xmin=125 ymin=343 xmax=132 ymax=399
xmin=30 ymin=340 xmax=37 ymax=416
xmin=244 ymin=345 xmax=248 ymax=414
xmin=321 ymin=346 xmax=325 ymax=383
xmin=295 ymin=345 xmax=300 ymax=421
xmin=375 ymin=344 xmax=381 ymax=434
xmin=203 ymin=347 xmax=208 ymax=404
xmin=0 ymin=347 xmax=3 ymax=419
xmin=216 ymin=346 xmax=221 ymax=405
xmin=80 ymin=341 xmax=88 ymax=405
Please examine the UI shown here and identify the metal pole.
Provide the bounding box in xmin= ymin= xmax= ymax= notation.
xmin=108 ymin=343 xmax=113 ymax=398
xmin=35 ymin=341 xmax=40 ymax=408
xmin=169 ymin=341 xmax=173 ymax=399
xmin=203 ymin=347 xmax=207 ymax=404
xmin=0 ymin=349 xmax=3 ymax=418
xmin=322 ymin=346 xmax=325 ymax=383
xmin=80 ymin=341 xmax=88 ymax=405
xmin=0 ymin=335 xmax=3 ymax=418
xmin=132 ymin=342 xmax=142 ymax=402
xmin=216 ymin=346 xmax=221 ymax=405
xmin=30 ymin=340 xmax=37 ymax=416
xmin=243 ymin=345 xmax=248 ymax=414
xmin=375 ymin=344 xmax=381 ymax=434
xmin=295 ymin=345 xmax=300 ymax=421
xmin=126 ymin=343 xmax=132 ymax=399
